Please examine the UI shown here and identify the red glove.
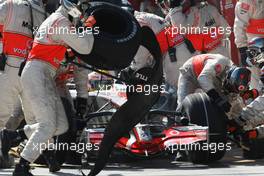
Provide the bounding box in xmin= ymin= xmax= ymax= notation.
xmin=240 ymin=89 xmax=259 ymax=104
xmin=244 ymin=129 xmax=258 ymax=139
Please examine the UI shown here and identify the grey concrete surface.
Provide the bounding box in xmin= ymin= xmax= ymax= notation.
xmin=1 ymin=147 xmax=264 ymax=176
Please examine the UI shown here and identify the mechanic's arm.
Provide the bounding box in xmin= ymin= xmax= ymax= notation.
xmin=210 ymin=5 xmax=230 ymax=38
xmin=198 ymin=57 xmax=232 ymax=112
xmin=198 ymin=58 xmax=231 ymax=92
xmin=227 ymin=94 xmax=244 ymax=120
xmin=167 ymin=6 xmax=186 ymax=29
xmin=234 ymin=0 xmax=253 ymax=65
xmin=74 ymin=63 xmax=88 ymax=99
xmin=73 ymin=61 xmax=89 ymax=116
xmin=241 ymin=95 xmax=264 ymax=129
xmin=0 ymin=1 xmax=9 ymax=24
xmin=234 ymin=0 xmax=252 ymax=48
xmin=55 ymin=18 xmax=94 ymax=55
xmin=131 ymin=45 xmax=153 ymax=70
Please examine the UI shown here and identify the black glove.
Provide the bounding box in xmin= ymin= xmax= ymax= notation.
xmin=75 ymin=97 xmax=87 ymax=117
xmin=119 ymin=67 xmax=153 ymax=84
xmin=207 ymin=89 xmax=232 ymax=113
xmin=0 ymin=53 xmax=7 ymax=71
xmin=239 ymin=47 xmax=249 ymax=67
xmin=119 ymin=67 xmax=134 ymax=82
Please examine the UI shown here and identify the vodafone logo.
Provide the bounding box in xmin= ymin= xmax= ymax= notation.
xmin=13 ymin=48 xmax=27 ymax=55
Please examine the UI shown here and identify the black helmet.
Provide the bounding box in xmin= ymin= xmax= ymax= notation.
xmin=246 ymin=37 xmax=264 ymax=67
xmin=224 ymin=66 xmax=251 ymax=93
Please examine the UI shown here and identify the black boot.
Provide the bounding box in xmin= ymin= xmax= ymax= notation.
xmin=13 ymin=158 xmax=33 ymax=176
xmin=0 ymin=156 xmax=14 ymax=168
xmin=42 ymin=150 xmax=61 ymax=173
xmin=0 ymin=129 xmax=24 ymax=159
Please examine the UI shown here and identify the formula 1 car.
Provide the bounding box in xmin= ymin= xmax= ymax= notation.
xmin=76 ymin=83 xmax=264 ymax=164
xmin=75 ymin=83 xmax=225 ymax=164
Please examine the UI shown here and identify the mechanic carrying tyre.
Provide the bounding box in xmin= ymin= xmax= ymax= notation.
xmin=73 ymin=0 xmax=142 ymax=70
xmin=0 ymin=0 xmax=145 ymax=175
xmin=0 ymin=0 xmax=48 ymax=169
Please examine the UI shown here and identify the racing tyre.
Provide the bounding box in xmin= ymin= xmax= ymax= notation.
xmin=74 ymin=2 xmax=141 ymax=70
xmin=243 ymin=138 xmax=264 ymax=159
xmin=181 ymin=93 xmax=227 ymax=163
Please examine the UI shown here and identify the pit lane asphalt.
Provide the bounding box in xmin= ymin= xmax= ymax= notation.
xmin=1 ymin=147 xmax=264 ymax=176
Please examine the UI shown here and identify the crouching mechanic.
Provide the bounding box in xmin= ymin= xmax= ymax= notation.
xmin=176 ymin=53 xmax=251 ymax=160
xmin=177 ymin=53 xmax=251 ymax=113
xmin=0 ymin=0 xmax=94 ymax=175
xmin=235 ymin=38 xmax=264 ymax=140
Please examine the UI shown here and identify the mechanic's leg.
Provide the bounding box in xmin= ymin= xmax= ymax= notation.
xmin=13 ymin=62 xmax=68 ymax=176
xmin=0 ymin=68 xmax=16 ymax=130
xmin=177 ymin=73 xmax=198 ymax=110
xmin=0 ymin=66 xmax=22 ymax=168
xmin=21 ymin=79 xmax=68 ymax=163
xmin=176 ymin=72 xmax=198 ymax=161
xmin=5 ymin=98 xmax=24 ymax=130
xmin=163 ymin=45 xmax=193 ymax=89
